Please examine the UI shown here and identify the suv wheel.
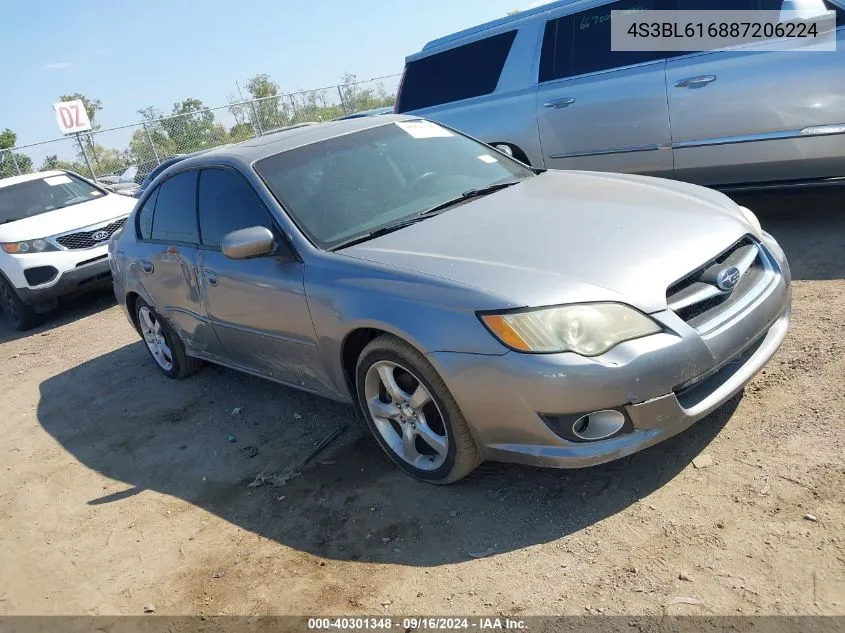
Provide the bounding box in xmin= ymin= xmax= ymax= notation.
xmin=355 ymin=334 xmax=480 ymax=484
xmin=135 ymin=299 xmax=203 ymax=378
xmin=0 ymin=276 xmax=41 ymax=331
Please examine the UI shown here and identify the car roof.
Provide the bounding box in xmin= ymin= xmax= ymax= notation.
xmin=413 ymin=0 xmax=577 ymax=58
xmin=175 ymin=115 xmax=422 ymax=170
xmin=0 ymin=170 xmax=68 ymax=189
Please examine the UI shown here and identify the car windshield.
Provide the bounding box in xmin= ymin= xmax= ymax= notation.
xmin=0 ymin=173 xmax=106 ymax=225
xmin=254 ymin=120 xmax=535 ymax=249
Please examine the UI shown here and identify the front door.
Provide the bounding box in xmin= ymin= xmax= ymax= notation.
xmin=194 ymin=167 xmax=331 ymax=395
xmin=536 ymin=0 xmax=675 ymax=177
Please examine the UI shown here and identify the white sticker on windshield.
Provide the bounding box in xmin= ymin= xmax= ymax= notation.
xmin=395 ymin=120 xmax=454 ymax=139
xmin=477 ymin=154 xmax=498 ymax=164
xmin=43 ymin=175 xmax=72 ymax=186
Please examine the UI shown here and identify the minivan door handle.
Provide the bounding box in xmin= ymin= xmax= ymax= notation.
xmin=675 ymin=75 xmax=717 ymax=88
xmin=201 ymin=267 xmax=219 ymax=286
xmin=543 ymin=97 xmax=576 ymax=109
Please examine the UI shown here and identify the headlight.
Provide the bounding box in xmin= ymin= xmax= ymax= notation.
xmin=1 ymin=239 xmax=59 ymax=254
xmin=480 ymin=302 xmax=662 ymax=356
xmin=737 ymin=206 xmax=762 ymax=237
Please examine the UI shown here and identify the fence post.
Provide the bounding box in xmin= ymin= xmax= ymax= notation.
xmin=248 ymin=99 xmax=264 ymax=135
xmin=337 ymin=85 xmax=348 ymax=115
xmin=142 ymin=122 xmax=161 ymax=165
xmin=289 ymin=95 xmax=297 ymax=124
xmin=9 ymin=151 xmax=22 ymax=175
xmin=75 ymin=132 xmax=98 ymax=182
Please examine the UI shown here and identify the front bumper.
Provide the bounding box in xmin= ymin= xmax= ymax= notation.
xmin=14 ymin=255 xmax=112 ymax=308
xmin=430 ymin=233 xmax=791 ymax=469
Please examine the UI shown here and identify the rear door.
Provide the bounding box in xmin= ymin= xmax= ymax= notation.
xmin=136 ymin=169 xmax=222 ymax=357
xmin=536 ymin=0 xmax=675 ymax=177
xmin=666 ymin=0 xmax=845 ymax=186
xmin=195 ymin=167 xmax=331 ymax=394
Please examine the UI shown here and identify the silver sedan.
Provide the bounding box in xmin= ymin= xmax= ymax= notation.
xmin=109 ymin=115 xmax=791 ymax=483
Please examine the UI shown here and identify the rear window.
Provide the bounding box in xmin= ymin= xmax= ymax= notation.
xmin=0 ymin=173 xmax=106 ymax=225
xmin=396 ymin=30 xmax=517 ymax=112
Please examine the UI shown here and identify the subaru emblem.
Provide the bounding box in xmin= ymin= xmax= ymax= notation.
xmin=91 ymin=230 xmax=110 ymax=241
xmin=716 ymin=266 xmax=741 ymax=291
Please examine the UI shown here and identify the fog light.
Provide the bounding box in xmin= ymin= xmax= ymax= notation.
xmin=571 ymin=410 xmax=626 ymax=442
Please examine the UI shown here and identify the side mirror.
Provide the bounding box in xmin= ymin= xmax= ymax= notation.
xmin=221 ymin=226 xmax=275 ymax=260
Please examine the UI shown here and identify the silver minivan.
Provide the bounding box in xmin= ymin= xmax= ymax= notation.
xmin=395 ymin=0 xmax=845 ymax=190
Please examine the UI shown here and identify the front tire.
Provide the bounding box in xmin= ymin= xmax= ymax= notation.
xmin=0 ymin=276 xmax=41 ymax=331
xmin=355 ymin=334 xmax=480 ymax=484
xmin=135 ymin=298 xmax=203 ymax=379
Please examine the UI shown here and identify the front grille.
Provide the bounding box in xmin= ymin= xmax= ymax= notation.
xmin=667 ymin=237 xmax=770 ymax=329
xmin=55 ymin=217 xmax=127 ymax=250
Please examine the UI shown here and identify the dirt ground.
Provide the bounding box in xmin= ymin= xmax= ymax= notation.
xmin=0 ymin=189 xmax=843 ymax=617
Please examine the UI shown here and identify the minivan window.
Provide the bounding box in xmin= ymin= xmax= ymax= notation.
xmin=255 ymin=121 xmax=534 ymax=250
xmin=0 ymin=173 xmax=106 ymax=225
xmin=396 ymin=30 xmax=517 ymax=112
xmin=198 ymin=168 xmax=275 ymax=248
xmin=149 ymin=170 xmax=199 ymax=243
xmin=539 ymin=0 xmax=671 ymax=83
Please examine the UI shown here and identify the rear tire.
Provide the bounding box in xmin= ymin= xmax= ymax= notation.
xmin=135 ymin=298 xmax=203 ymax=379
xmin=355 ymin=334 xmax=480 ymax=484
xmin=0 ymin=276 xmax=41 ymax=331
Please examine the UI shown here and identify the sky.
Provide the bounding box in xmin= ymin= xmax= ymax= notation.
xmin=0 ymin=0 xmax=535 ymax=150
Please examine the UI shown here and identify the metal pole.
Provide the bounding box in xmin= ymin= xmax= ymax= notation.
xmin=75 ymin=132 xmax=97 ymax=182
xmin=289 ymin=95 xmax=297 ymax=124
xmin=142 ymin=122 xmax=161 ymax=165
xmin=237 ymin=81 xmax=262 ymax=136
xmin=10 ymin=151 xmax=22 ymax=175
xmin=337 ymin=85 xmax=348 ymax=115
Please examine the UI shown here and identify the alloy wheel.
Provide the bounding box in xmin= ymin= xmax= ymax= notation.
xmin=138 ymin=306 xmax=173 ymax=372
xmin=364 ymin=360 xmax=448 ymax=471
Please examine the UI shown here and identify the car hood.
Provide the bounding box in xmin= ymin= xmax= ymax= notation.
xmin=0 ymin=193 xmax=136 ymax=243
xmin=341 ymin=170 xmax=754 ymax=313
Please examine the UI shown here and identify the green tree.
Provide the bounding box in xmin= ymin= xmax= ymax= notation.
xmin=338 ymin=73 xmax=395 ymax=114
xmin=245 ymin=73 xmax=290 ymax=130
xmin=0 ymin=128 xmax=33 ymax=178
xmin=161 ymin=98 xmax=228 ymax=153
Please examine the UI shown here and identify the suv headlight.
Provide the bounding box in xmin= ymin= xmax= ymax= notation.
xmin=1 ymin=239 xmax=59 ymax=254
xmin=737 ymin=206 xmax=762 ymax=237
xmin=480 ymin=302 xmax=662 ymax=356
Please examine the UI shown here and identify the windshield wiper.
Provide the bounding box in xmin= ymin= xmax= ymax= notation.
xmin=419 ymin=180 xmax=521 ymax=216
xmin=330 ymin=180 xmax=521 ymax=251
xmin=330 ymin=215 xmax=435 ymax=251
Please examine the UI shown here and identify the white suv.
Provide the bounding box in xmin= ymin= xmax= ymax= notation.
xmin=0 ymin=171 xmax=135 ymax=330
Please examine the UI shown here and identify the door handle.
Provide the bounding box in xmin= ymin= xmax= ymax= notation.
xmin=141 ymin=260 xmax=153 ymax=274
xmin=674 ymin=75 xmax=717 ymax=88
xmin=544 ymin=97 xmax=576 ymax=109
xmin=201 ymin=267 xmax=219 ymax=286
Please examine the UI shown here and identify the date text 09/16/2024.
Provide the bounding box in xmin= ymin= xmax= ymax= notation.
xmin=307 ymin=617 xmax=528 ymax=630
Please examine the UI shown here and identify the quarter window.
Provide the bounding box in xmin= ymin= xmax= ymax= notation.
xmin=149 ymin=170 xmax=199 ymax=244
xmin=395 ymin=30 xmax=517 ymax=112
xmin=197 ymin=168 xmax=275 ymax=248
xmin=137 ymin=187 xmax=159 ymax=240
xmin=540 ymin=0 xmax=672 ymax=82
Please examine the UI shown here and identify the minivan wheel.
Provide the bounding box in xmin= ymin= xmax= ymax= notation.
xmin=135 ymin=298 xmax=203 ymax=379
xmin=0 ymin=276 xmax=41 ymax=331
xmin=355 ymin=334 xmax=480 ymax=484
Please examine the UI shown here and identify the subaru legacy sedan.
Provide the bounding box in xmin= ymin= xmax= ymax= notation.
xmin=110 ymin=116 xmax=791 ymax=484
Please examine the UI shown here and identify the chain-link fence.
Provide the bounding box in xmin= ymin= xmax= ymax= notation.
xmin=1 ymin=73 xmax=401 ymax=186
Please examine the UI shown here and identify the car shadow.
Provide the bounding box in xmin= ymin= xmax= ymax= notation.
xmin=729 ymin=187 xmax=845 ymax=281
xmin=36 ymin=340 xmax=738 ymax=567
xmin=0 ymin=286 xmax=116 ymax=344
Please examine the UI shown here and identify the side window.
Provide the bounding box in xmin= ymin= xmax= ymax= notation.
xmin=198 ymin=168 xmax=275 ymax=248
xmin=540 ymin=0 xmax=671 ymax=82
xmin=150 ymin=170 xmax=199 ymax=244
xmin=396 ymin=30 xmax=518 ymax=112
xmin=137 ymin=187 xmax=159 ymax=240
